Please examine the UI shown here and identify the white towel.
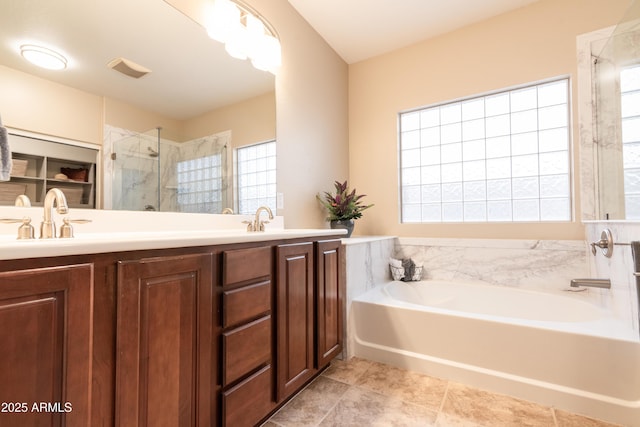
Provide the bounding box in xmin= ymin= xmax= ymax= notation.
xmin=0 ymin=114 xmax=11 ymax=181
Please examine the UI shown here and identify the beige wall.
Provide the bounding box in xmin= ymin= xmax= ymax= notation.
xmin=0 ymin=65 xmax=103 ymax=144
xmin=348 ymin=0 xmax=631 ymax=240
xmin=185 ymin=91 xmax=275 ymax=148
xmin=104 ymin=97 xmax=184 ymax=142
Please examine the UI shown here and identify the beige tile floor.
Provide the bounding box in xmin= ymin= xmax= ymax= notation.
xmin=263 ymin=357 xmax=622 ymax=427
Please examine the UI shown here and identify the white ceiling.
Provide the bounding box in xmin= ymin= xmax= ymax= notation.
xmin=0 ymin=0 xmax=541 ymax=122
xmin=287 ymin=0 xmax=540 ymax=64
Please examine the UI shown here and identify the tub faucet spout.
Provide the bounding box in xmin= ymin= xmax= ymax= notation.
xmin=41 ymin=188 xmax=69 ymax=239
xmin=570 ymin=278 xmax=611 ymax=289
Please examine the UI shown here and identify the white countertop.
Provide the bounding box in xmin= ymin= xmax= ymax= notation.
xmin=0 ymin=228 xmax=346 ymax=260
xmin=0 ymin=207 xmax=346 ymax=260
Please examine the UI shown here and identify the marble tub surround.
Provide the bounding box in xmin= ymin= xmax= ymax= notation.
xmin=393 ymin=237 xmax=640 ymax=334
xmin=264 ymin=357 xmax=620 ymax=427
xmin=340 ymin=236 xmax=607 ymax=358
xmin=395 ymin=237 xmax=589 ymax=291
xmin=585 ymin=221 xmax=640 ymax=335
xmin=341 ymin=236 xmax=396 ymax=359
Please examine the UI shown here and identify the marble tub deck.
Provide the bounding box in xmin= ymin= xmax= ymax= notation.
xmin=263 ymin=357 xmax=620 ymax=427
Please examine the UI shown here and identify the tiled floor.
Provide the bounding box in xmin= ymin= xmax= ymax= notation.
xmin=263 ymin=357 xmax=621 ymax=427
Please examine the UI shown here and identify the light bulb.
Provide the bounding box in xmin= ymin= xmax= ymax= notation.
xmin=225 ymin=24 xmax=249 ymax=60
xmin=251 ymin=35 xmax=281 ymax=73
xmin=206 ymin=0 xmax=241 ymax=43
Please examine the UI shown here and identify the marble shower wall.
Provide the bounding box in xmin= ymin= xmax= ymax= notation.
xmin=103 ymin=126 xmax=161 ymax=211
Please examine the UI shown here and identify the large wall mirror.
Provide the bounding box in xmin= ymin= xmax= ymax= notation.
xmin=0 ymin=0 xmax=276 ymax=214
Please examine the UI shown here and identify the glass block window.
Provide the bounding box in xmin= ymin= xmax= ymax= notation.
xmin=236 ymin=140 xmax=276 ymax=214
xmin=621 ymin=65 xmax=640 ymax=219
xmin=399 ymin=78 xmax=571 ymax=223
xmin=177 ymin=154 xmax=223 ymax=213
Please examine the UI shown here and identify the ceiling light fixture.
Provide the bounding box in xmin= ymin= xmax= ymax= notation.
xmin=206 ymin=0 xmax=281 ymax=74
xmin=20 ymin=44 xmax=67 ymax=70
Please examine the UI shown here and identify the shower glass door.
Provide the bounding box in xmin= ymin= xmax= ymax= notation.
xmin=111 ymin=128 xmax=160 ymax=211
xmin=593 ymin=0 xmax=640 ymax=219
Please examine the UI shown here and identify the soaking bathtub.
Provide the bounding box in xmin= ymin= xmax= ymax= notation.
xmin=352 ymin=280 xmax=640 ymax=426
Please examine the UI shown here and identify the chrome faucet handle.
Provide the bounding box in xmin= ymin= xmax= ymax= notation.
xmin=590 ymin=229 xmax=613 ymax=258
xmin=59 ymin=217 xmax=92 ymax=238
xmin=242 ymin=220 xmax=254 ymax=232
xmin=258 ymin=220 xmax=270 ymax=231
xmin=0 ymin=217 xmax=35 ymax=239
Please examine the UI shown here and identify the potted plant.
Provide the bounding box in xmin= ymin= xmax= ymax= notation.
xmin=317 ymin=180 xmax=373 ymax=237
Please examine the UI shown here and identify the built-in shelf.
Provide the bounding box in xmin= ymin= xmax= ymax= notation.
xmin=1 ymin=134 xmax=98 ymax=208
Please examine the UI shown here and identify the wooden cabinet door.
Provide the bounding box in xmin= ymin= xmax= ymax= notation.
xmin=116 ymin=253 xmax=214 ymax=427
xmin=276 ymin=242 xmax=314 ymax=401
xmin=0 ymin=264 xmax=93 ymax=427
xmin=316 ymin=240 xmax=343 ymax=368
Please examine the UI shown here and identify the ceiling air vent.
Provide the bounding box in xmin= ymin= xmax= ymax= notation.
xmin=107 ymin=57 xmax=151 ymax=79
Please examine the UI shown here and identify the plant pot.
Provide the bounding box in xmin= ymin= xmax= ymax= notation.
xmin=330 ymin=219 xmax=354 ymax=237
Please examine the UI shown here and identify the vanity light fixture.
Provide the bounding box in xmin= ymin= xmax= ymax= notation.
xmin=206 ymin=0 xmax=281 ymax=73
xmin=20 ymin=44 xmax=68 ymax=70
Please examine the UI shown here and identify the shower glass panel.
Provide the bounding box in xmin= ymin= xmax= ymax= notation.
xmin=111 ymin=128 xmax=160 ymax=211
xmin=593 ymin=0 xmax=640 ymax=219
xmin=109 ymin=127 xmax=229 ymax=213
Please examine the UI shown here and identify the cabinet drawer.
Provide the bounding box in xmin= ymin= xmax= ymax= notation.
xmin=222 ymin=316 xmax=271 ymax=386
xmin=223 ymin=246 xmax=272 ymax=286
xmin=222 ymin=365 xmax=273 ymax=427
xmin=222 ymin=280 xmax=271 ymax=328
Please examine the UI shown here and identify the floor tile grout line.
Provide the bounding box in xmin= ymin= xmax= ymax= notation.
xmin=311 ymin=381 xmax=354 ymax=427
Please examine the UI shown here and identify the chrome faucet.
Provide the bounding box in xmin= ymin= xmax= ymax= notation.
xmin=570 ymin=278 xmax=611 ymax=289
xmin=244 ymin=206 xmax=274 ymax=231
xmin=40 ymin=188 xmax=69 ymax=239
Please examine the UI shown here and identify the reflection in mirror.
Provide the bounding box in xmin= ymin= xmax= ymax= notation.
xmin=592 ymin=0 xmax=640 ymax=219
xmin=105 ymin=126 xmax=230 ymax=213
xmin=0 ymin=0 xmax=276 ymax=214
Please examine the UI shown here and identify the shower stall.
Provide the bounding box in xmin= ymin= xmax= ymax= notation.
xmin=104 ymin=126 xmax=230 ymax=213
xmin=592 ymin=0 xmax=640 ymax=219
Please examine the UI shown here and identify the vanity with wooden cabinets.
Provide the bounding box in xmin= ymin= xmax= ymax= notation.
xmin=0 ymin=233 xmax=343 ymax=427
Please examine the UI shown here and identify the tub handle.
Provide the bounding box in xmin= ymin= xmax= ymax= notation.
xmin=590 ymin=229 xmax=613 ymax=258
